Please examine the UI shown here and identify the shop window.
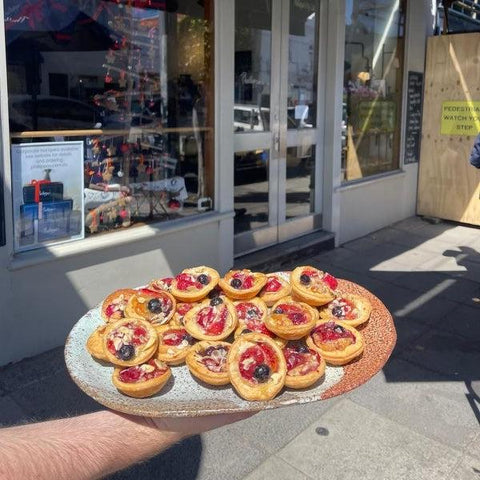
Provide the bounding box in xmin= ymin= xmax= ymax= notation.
xmin=5 ymin=0 xmax=214 ymax=252
xmin=342 ymin=0 xmax=405 ymax=182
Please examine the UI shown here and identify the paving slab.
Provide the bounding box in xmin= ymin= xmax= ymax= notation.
xmin=243 ymin=456 xmax=312 ymax=480
xmin=278 ymin=399 xmax=463 ymax=480
xmin=449 ymin=454 xmax=480 ymax=480
xmin=349 ymin=357 xmax=479 ymax=451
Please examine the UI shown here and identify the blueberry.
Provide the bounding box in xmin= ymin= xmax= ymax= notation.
xmin=208 ymin=288 xmax=220 ymax=299
xmin=183 ymin=333 xmax=194 ymax=343
xmin=117 ymin=344 xmax=135 ymax=360
xmin=274 ymin=307 xmax=284 ymax=314
xmin=300 ymin=274 xmax=311 ymax=285
xmin=230 ymin=278 xmax=242 ymax=289
xmin=210 ymin=296 xmax=224 ymax=307
xmin=247 ymin=309 xmax=257 ymax=316
xmin=334 ymin=325 xmax=345 ymax=334
xmin=297 ymin=344 xmax=309 ymax=353
xmin=204 ymin=346 xmax=217 ymax=356
xmin=197 ymin=274 xmax=209 ymax=285
xmin=253 ymin=364 xmax=270 ymax=382
xmin=148 ymin=298 xmax=162 ymax=313
xmin=241 ymin=328 xmax=252 ymax=334
xmin=331 ymin=306 xmax=344 ymax=318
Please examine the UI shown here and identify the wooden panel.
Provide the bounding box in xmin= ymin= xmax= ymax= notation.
xmin=417 ymin=33 xmax=480 ymax=226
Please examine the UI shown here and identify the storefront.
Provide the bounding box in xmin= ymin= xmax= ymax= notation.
xmin=0 ymin=0 xmax=433 ymax=365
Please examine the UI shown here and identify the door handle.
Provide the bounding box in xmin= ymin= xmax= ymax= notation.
xmin=274 ymin=133 xmax=280 ymax=153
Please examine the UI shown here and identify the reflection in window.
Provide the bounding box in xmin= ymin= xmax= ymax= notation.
xmin=6 ymin=1 xmax=214 ymax=250
xmin=342 ymin=0 xmax=405 ymax=182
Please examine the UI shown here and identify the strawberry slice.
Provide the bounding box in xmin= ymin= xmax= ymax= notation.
xmin=264 ymin=277 xmax=282 ymax=292
xmin=322 ymin=273 xmax=338 ymax=290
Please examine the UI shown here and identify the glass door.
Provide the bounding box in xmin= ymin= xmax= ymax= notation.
xmin=233 ymin=0 xmax=322 ymax=255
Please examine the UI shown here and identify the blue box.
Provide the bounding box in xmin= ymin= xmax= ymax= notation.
xmin=20 ymin=199 xmax=73 ymax=221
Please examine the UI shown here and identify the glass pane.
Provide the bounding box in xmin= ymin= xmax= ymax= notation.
xmin=286 ymin=145 xmax=315 ymax=219
xmin=6 ymin=1 xmax=214 ymax=251
xmin=234 ymin=0 xmax=272 ymax=132
xmin=234 ymin=150 xmax=269 ymax=234
xmin=342 ymin=0 xmax=405 ymax=181
xmin=287 ymin=0 xmax=319 ymax=130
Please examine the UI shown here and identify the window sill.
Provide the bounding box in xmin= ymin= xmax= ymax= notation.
xmin=8 ymin=210 xmax=234 ymax=271
xmin=335 ymin=169 xmax=406 ymax=192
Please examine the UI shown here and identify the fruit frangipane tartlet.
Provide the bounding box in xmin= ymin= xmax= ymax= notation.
xmin=170 ymin=266 xmax=220 ymax=302
xmin=112 ymin=358 xmax=171 ymax=398
xmin=233 ymin=298 xmax=270 ymax=336
xmin=186 ymin=341 xmax=231 ymax=386
xmin=147 ymin=276 xmax=174 ymax=293
xmin=319 ymin=293 xmax=372 ymax=327
xmin=170 ymin=301 xmax=198 ymax=327
xmin=183 ymin=296 xmax=237 ymax=341
xmin=282 ymin=342 xmax=326 ymax=389
xmin=258 ymin=273 xmax=292 ymax=306
xmin=265 ymin=296 xmax=318 ymax=340
xmin=101 ymin=289 xmax=137 ymax=322
xmin=306 ymin=320 xmax=364 ymax=366
xmin=155 ymin=325 xmax=195 ymax=365
xmin=290 ymin=266 xmax=338 ymax=306
xmin=103 ymin=318 xmax=158 ymax=367
xmin=218 ymin=269 xmax=267 ymax=300
xmin=86 ymin=325 xmax=109 ymax=361
xmin=228 ymin=332 xmax=286 ymax=401
xmin=125 ymin=288 xmax=176 ymax=325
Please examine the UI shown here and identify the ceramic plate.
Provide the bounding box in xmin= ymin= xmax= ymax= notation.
xmin=65 ymin=278 xmax=396 ymax=417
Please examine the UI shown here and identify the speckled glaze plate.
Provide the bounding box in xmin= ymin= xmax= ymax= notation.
xmin=65 ymin=279 xmax=396 ymax=417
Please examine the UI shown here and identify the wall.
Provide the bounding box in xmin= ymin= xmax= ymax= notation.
xmin=0 ymin=215 xmax=231 ymax=365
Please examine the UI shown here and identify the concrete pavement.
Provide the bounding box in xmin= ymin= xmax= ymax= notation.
xmin=1 ymin=215 xmax=479 ymax=479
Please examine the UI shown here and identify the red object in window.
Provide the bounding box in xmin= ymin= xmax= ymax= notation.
xmin=30 ymin=179 xmax=51 ymax=203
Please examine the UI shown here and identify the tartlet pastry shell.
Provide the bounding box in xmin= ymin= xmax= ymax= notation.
xmin=219 ymin=269 xmax=267 ymax=300
xmin=86 ymin=325 xmax=109 ymax=361
xmin=265 ymin=296 xmax=318 ymax=340
xmin=155 ymin=325 xmax=194 ymax=365
xmin=283 ymin=347 xmax=326 ymax=389
xmin=185 ymin=341 xmax=231 ymax=386
xmin=170 ymin=266 xmax=220 ymax=302
xmin=290 ymin=266 xmax=336 ymax=306
xmin=319 ymin=293 xmax=372 ymax=327
xmin=112 ymin=360 xmax=171 ymax=398
xmin=101 ymin=289 xmax=137 ymax=322
xmin=183 ymin=297 xmax=238 ymax=341
xmin=228 ymin=332 xmax=287 ymax=401
xmin=306 ymin=320 xmax=364 ymax=366
xmin=125 ymin=289 xmax=176 ymax=325
xmin=258 ymin=273 xmax=292 ymax=306
xmin=103 ymin=318 xmax=158 ymax=367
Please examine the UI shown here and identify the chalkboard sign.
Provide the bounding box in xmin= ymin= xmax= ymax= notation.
xmin=404 ymin=71 xmax=424 ymax=164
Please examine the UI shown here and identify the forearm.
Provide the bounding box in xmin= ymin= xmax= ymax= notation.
xmin=0 ymin=410 xmax=183 ymax=480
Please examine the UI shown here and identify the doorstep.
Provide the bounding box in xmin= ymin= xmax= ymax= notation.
xmin=233 ymin=230 xmax=335 ymax=272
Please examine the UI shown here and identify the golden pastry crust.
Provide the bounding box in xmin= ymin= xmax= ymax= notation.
xmin=155 ymin=325 xmax=195 ymax=365
xmin=170 ymin=266 xmax=220 ymax=302
xmin=112 ymin=358 xmax=171 ymax=398
xmin=319 ymin=293 xmax=372 ymax=327
xmin=282 ymin=342 xmax=326 ymax=389
xmin=101 ymin=289 xmax=137 ymax=322
xmin=185 ymin=341 xmax=231 ymax=386
xmin=258 ymin=273 xmax=292 ymax=306
xmin=234 ymin=326 xmax=287 ymax=349
xmin=218 ymin=269 xmax=267 ymax=300
xmin=290 ymin=266 xmax=338 ymax=306
xmin=103 ymin=318 xmax=158 ymax=367
xmin=306 ymin=320 xmax=364 ymax=366
xmin=227 ymin=332 xmax=286 ymax=401
xmin=125 ymin=288 xmax=176 ymax=325
xmin=86 ymin=325 xmax=109 ymax=361
xmin=233 ymin=297 xmax=269 ymax=334
xmin=265 ymin=296 xmax=318 ymax=340
xmin=183 ymin=296 xmax=237 ymax=341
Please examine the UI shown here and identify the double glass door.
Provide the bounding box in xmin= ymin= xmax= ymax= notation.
xmin=233 ymin=0 xmax=322 ymax=255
